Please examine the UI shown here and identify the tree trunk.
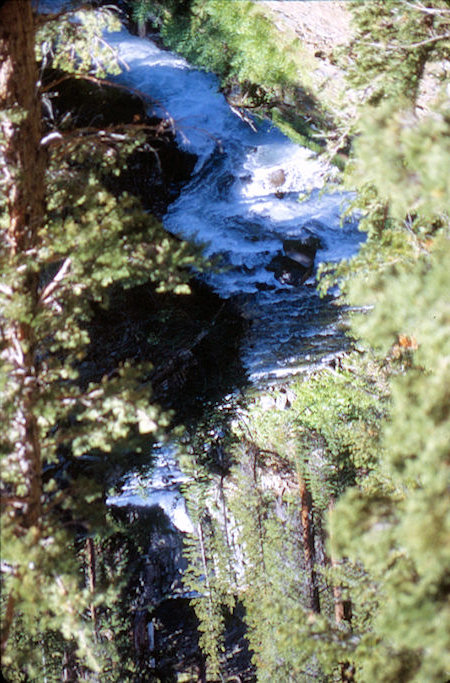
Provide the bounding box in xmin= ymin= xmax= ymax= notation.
xmin=0 ymin=0 xmax=46 ymax=529
xmin=328 ymin=498 xmax=352 ymax=625
xmin=297 ymin=471 xmax=320 ymax=613
xmin=86 ymin=538 xmax=98 ymax=641
xmin=328 ymin=498 xmax=354 ymax=682
xmin=0 ymin=0 xmax=46 ymax=251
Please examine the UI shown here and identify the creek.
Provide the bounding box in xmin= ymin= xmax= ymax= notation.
xmin=42 ymin=4 xmax=363 ymax=673
xmin=106 ymin=28 xmax=362 ymax=381
xmin=105 ymin=26 xmax=362 ymax=523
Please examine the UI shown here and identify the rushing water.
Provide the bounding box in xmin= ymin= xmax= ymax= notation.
xmin=106 ymin=28 xmax=362 ymax=381
xmin=102 ymin=26 xmax=363 ymax=526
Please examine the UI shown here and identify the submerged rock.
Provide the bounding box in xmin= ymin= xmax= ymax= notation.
xmin=268 ymin=233 xmax=322 ymax=286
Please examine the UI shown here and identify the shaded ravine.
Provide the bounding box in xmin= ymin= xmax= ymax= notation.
xmin=36 ymin=2 xmax=363 ymax=678
xmin=105 ymin=22 xmax=362 ymax=490
xmin=105 ymin=28 xmax=362 ymax=382
xmin=101 ymin=23 xmax=363 ymax=677
xmin=37 ymin=4 xmax=364 ymax=672
xmin=99 ymin=21 xmax=361 ymax=681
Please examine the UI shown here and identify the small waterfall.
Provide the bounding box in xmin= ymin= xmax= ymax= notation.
xmin=106 ymin=28 xmax=362 ymax=382
xmin=103 ymin=26 xmax=362 ymax=528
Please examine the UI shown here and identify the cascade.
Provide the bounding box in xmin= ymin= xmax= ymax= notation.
xmin=105 ymin=28 xmax=362 ymax=381
xmin=105 ymin=26 xmax=362 ymax=527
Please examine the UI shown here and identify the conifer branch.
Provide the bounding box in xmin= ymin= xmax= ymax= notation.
xmin=0 ymin=494 xmax=29 ymax=508
xmin=362 ymin=32 xmax=450 ymax=51
xmin=39 ymin=257 xmax=71 ymax=303
xmin=401 ymin=1 xmax=450 ymax=16
xmin=45 ymin=122 xmax=163 ymax=148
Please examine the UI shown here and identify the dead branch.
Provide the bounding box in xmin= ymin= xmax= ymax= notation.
xmin=362 ymin=32 xmax=450 ymax=51
xmin=401 ymin=1 xmax=450 ymax=16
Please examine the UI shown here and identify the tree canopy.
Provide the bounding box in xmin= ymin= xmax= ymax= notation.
xmin=1 ymin=0 xmax=449 ymax=680
xmin=1 ymin=1 xmax=195 ymax=677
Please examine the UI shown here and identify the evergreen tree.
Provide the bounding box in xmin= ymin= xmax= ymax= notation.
xmin=0 ymin=1 xmax=193 ymax=677
xmin=346 ymin=0 xmax=450 ymax=106
xmin=180 ymin=432 xmax=238 ymax=679
xmin=322 ymin=2 xmax=450 ymax=680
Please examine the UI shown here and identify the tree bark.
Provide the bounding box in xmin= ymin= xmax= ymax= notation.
xmin=0 ymin=0 xmax=46 ymax=529
xmin=328 ymin=498 xmax=352 ymax=625
xmin=0 ymin=0 xmax=46 ymax=251
xmin=297 ymin=471 xmax=320 ymax=613
xmin=86 ymin=538 xmax=98 ymax=641
xmin=328 ymin=498 xmax=354 ymax=682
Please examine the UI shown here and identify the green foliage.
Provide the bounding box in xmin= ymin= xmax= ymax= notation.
xmin=37 ymin=7 xmax=123 ymax=78
xmin=346 ymin=0 xmax=450 ymax=105
xmin=130 ymin=0 xmax=154 ymax=36
xmin=133 ymin=0 xmax=328 ymax=145
xmin=331 ymin=235 xmax=450 ymax=681
xmin=158 ymin=1 xmax=297 ymax=91
xmin=349 ymin=95 xmax=450 ymax=223
xmin=318 ymin=4 xmax=450 ymax=680
xmin=0 ymin=3 xmax=196 ymax=679
xmin=291 ymin=356 xmax=387 ymax=500
xmin=180 ymin=451 xmax=235 ymax=678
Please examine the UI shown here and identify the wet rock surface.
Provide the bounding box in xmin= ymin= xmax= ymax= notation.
xmin=43 ymin=70 xmax=197 ymax=218
xmin=268 ymin=233 xmax=322 ymax=286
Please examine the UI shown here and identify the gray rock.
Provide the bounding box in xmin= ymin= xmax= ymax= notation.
xmin=268 ymin=168 xmax=286 ymax=187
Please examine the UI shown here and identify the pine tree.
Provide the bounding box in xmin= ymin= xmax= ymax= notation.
xmin=332 ymin=236 xmax=450 ymax=682
xmin=323 ymin=2 xmax=450 ymax=680
xmin=346 ymin=0 xmax=450 ymax=106
xmin=0 ymin=1 xmax=194 ymax=677
xmin=180 ymin=432 xmax=238 ymax=680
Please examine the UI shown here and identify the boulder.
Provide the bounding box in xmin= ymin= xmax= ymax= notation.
xmin=268 ymin=168 xmax=286 ymax=188
xmin=267 ymin=234 xmax=322 ymax=286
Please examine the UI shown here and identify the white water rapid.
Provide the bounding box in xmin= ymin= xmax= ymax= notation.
xmin=105 ymin=28 xmax=362 ymax=382
xmin=103 ymin=25 xmax=363 ymax=529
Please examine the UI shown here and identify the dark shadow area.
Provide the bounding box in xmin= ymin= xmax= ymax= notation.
xmin=81 ymin=279 xmax=248 ymax=422
xmin=41 ymin=67 xmax=252 ymax=680
xmin=107 ymin=505 xmax=256 ymax=682
xmin=43 ymin=68 xmax=249 ymax=422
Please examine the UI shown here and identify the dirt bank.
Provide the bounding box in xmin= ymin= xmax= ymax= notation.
xmin=258 ymin=1 xmax=354 ymax=124
xmin=259 ymin=1 xmax=351 ymax=54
